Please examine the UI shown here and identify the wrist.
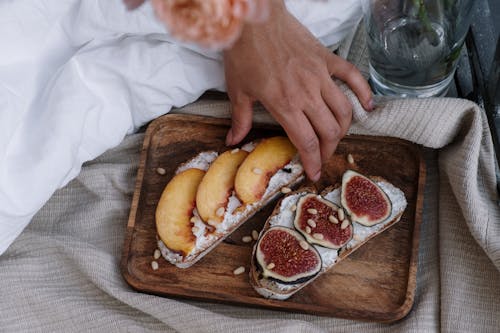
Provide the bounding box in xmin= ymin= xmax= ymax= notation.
xmin=225 ymin=0 xmax=287 ymax=55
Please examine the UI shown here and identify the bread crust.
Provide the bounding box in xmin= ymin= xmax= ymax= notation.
xmin=250 ymin=176 xmax=406 ymax=300
xmin=157 ymin=146 xmax=305 ymax=268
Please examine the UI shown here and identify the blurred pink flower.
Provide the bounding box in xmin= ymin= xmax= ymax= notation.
xmin=150 ymin=0 xmax=270 ymax=50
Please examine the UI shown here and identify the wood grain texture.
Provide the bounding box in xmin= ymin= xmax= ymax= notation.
xmin=120 ymin=114 xmax=426 ymax=322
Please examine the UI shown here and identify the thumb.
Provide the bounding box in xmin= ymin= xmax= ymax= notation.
xmin=326 ymin=52 xmax=374 ymax=112
xmin=226 ymin=98 xmax=254 ymax=146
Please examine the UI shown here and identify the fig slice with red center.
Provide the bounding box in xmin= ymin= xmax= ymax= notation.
xmin=294 ymin=194 xmax=353 ymax=249
xmin=341 ymin=170 xmax=392 ymax=226
xmin=255 ymin=226 xmax=322 ymax=284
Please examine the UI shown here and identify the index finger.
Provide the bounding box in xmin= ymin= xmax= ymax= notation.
xmin=267 ymin=105 xmax=322 ymax=182
xmin=326 ymin=53 xmax=374 ymax=111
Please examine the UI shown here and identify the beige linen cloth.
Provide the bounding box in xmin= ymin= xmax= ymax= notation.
xmin=1 ymin=28 xmax=500 ymax=332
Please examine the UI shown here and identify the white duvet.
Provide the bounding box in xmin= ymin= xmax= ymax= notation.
xmin=0 ymin=0 xmax=363 ymax=255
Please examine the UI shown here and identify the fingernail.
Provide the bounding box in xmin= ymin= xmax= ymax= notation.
xmin=225 ymin=130 xmax=233 ymax=146
xmin=367 ymin=98 xmax=375 ymax=111
xmin=311 ymin=171 xmax=321 ymax=182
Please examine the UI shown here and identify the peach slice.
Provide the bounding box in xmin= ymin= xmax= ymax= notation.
xmin=196 ymin=149 xmax=249 ymax=225
xmin=156 ymin=168 xmax=205 ymax=256
xmin=234 ymin=136 xmax=297 ymax=205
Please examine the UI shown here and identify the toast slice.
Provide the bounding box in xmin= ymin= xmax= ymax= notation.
xmin=156 ymin=137 xmax=305 ymax=268
xmin=250 ymin=171 xmax=407 ymax=300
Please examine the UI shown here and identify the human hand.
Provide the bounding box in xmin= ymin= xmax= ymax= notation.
xmin=223 ymin=1 xmax=373 ymax=181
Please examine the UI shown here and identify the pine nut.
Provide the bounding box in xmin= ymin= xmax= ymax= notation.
xmin=338 ymin=209 xmax=345 ymax=221
xmin=216 ymin=207 xmax=225 ymax=217
xmin=307 ymin=219 xmax=316 ymax=228
xmin=347 ymin=153 xmax=354 ymax=164
xmin=252 ymin=230 xmax=259 ymax=240
xmin=242 ymin=236 xmax=253 ymax=243
xmin=153 ymin=249 xmax=161 ymax=260
xmin=266 ymin=263 xmax=275 ymax=270
xmin=231 ymin=148 xmax=240 ymax=154
xmin=252 ymin=168 xmax=263 ymax=175
xmin=329 ymin=215 xmax=339 ymax=224
xmin=191 ymin=226 xmax=199 ymax=233
xmin=207 ymin=219 xmax=218 ymax=227
xmin=290 ymin=204 xmax=297 ymax=212
xmin=281 ymin=186 xmax=292 ymax=194
xmin=353 ymin=234 xmax=362 ymax=241
xmin=233 ymin=266 xmax=245 ymax=275
xmin=299 ymin=240 xmax=310 ymax=250
xmin=341 ymin=220 xmax=349 ymax=230
xmin=151 ymin=261 xmax=159 ymax=270
xmin=305 ymin=226 xmax=312 ymax=234
xmin=156 ymin=167 xmax=166 ymax=175
xmin=190 ymin=216 xmax=199 ymax=223
xmin=312 ymin=233 xmax=324 ymax=240
xmin=307 ymin=208 xmax=318 ymax=215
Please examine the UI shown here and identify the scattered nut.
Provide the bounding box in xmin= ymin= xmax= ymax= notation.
xmin=151 ymin=261 xmax=159 ymax=270
xmin=307 ymin=208 xmax=318 ymax=215
xmin=191 ymin=226 xmax=200 ymax=233
xmin=242 ymin=236 xmax=253 ymax=243
xmin=252 ymin=230 xmax=259 ymax=241
xmin=338 ymin=209 xmax=345 ymax=221
xmin=281 ymin=186 xmax=292 ymax=194
xmin=299 ymin=240 xmax=310 ymax=250
xmin=353 ymin=234 xmax=362 ymax=241
xmin=231 ymin=148 xmax=240 ymax=154
xmin=266 ymin=262 xmax=276 ymax=270
xmin=233 ymin=266 xmax=245 ymax=275
xmin=307 ymin=219 xmax=317 ymax=228
xmin=190 ymin=216 xmax=199 ymax=223
xmin=252 ymin=168 xmax=263 ymax=175
xmin=216 ymin=207 xmax=225 ymax=217
xmin=341 ymin=220 xmax=350 ymax=230
xmin=312 ymin=233 xmax=324 ymax=240
xmin=328 ymin=215 xmax=339 ymax=224
xmin=347 ymin=153 xmax=354 ymax=164
xmin=156 ymin=167 xmax=166 ymax=175
xmin=207 ymin=219 xmax=218 ymax=227
xmin=290 ymin=204 xmax=297 ymax=212
xmin=305 ymin=226 xmax=312 ymax=234
xmin=153 ymin=249 xmax=161 ymax=260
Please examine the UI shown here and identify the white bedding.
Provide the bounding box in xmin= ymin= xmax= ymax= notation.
xmin=0 ymin=0 xmax=363 ymax=255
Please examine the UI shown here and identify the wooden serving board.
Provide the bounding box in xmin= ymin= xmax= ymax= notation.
xmin=121 ymin=114 xmax=426 ymax=322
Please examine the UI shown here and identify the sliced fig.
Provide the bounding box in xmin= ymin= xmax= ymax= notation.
xmin=294 ymin=194 xmax=353 ymax=249
xmin=341 ymin=170 xmax=392 ymax=226
xmin=255 ymin=226 xmax=322 ymax=284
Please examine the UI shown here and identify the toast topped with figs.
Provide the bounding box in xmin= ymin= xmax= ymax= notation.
xmin=250 ymin=170 xmax=407 ymax=300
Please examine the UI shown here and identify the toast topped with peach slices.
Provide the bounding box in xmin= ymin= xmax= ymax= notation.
xmin=155 ymin=136 xmax=305 ymax=268
xmin=250 ymin=170 xmax=407 ymax=300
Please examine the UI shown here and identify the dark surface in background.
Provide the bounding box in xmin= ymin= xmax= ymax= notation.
xmin=471 ymin=0 xmax=499 ymax=80
xmin=454 ymin=0 xmax=500 ymax=181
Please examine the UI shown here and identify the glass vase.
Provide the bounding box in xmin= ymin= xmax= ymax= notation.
xmin=362 ymin=0 xmax=475 ymax=97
